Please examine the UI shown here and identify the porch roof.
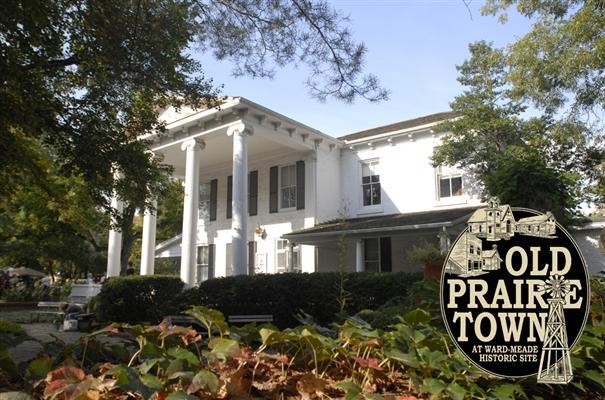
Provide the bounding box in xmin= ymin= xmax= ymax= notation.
xmin=283 ymin=206 xmax=479 ymax=242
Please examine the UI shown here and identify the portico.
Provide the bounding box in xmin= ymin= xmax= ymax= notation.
xmin=107 ymin=97 xmax=340 ymax=286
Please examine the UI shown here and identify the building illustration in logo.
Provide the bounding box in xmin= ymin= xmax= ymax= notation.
xmin=468 ymin=197 xmax=515 ymax=241
xmin=467 ymin=197 xmax=557 ymax=241
xmin=537 ymin=275 xmax=573 ymax=384
xmin=516 ymin=212 xmax=557 ymax=238
xmin=446 ymin=198 xmax=558 ymax=276
xmin=445 ymin=231 xmax=503 ymax=275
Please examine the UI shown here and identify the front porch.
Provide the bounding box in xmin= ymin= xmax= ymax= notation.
xmin=106 ymin=97 xmax=340 ymax=286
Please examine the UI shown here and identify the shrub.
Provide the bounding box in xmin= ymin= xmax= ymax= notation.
xmin=0 ymin=285 xmax=68 ymax=302
xmin=97 ymin=275 xmax=183 ymax=323
xmin=173 ymin=272 xmax=422 ymax=328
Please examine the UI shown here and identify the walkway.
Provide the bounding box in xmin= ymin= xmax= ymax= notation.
xmin=9 ymin=323 xmax=86 ymax=364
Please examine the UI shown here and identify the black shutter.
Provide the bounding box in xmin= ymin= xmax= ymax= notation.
xmin=380 ymin=237 xmax=392 ymax=272
xmin=269 ymin=166 xmax=278 ymax=213
xmin=208 ymin=244 xmax=215 ymax=279
xmin=249 ymin=170 xmax=258 ymax=216
xmin=227 ymin=175 xmax=232 ymax=219
xmin=296 ymin=160 xmax=305 ymax=210
xmin=248 ymin=241 xmax=256 ymax=275
xmin=209 ymin=179 xmax=218 ymax=221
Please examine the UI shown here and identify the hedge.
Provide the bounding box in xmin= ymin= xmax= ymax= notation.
xmin=97 ymin=275 xmax=183 ymax=323
xmin=173 ymin=272 xmax=423 ymax=328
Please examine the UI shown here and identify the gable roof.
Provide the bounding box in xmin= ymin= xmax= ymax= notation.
xmin=338 ymin=111 xmax=460 ymax=142
xmin=517 ymin=212 xmax=555 ymax=225
xmin=482 ymin=247 xmax=502 ymax=260
xmin=468 ymin=205 xmax=512 ymax=223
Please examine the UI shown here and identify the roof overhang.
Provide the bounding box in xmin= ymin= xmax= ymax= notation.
xmin=283 ymin=206 xmax=479 ymax=244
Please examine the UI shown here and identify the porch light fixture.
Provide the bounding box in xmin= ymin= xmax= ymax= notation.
xmin=255 ymin=225 xmax=267 ymax=240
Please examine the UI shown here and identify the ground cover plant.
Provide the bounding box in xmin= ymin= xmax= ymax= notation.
xmin=1 ymin=277 xmax=604 ymax=399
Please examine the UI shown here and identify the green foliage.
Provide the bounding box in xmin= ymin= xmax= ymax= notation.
xmin=433 ymin=41 xmax=596 ymax=226
xmin=407 ymin=240 xmax=445 ymax=265
xmin=173 ymin=272 xmax=423 ymax=328
xmin=0 ymin=284 xmax=70 ymax=302
xmin=0 ymin=136 xmax=107 ymax=276
xmin=97 ymin=275 xmax=184 ymax=323
xmin=2 ymin=278 xmax=605 ymax=398
xmin=356 ymin=279 xmax=442 ymax=329
xmin=482 ymin=0 xmax=605 ymax=115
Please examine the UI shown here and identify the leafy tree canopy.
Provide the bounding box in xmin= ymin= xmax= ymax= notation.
xmin=1 ymin=0 xmax=387 ymax=209
xmin=0 ymin=136 xmax=106 ymax=275
xmin=433 ymin=41 xmax=600 ymax=226
xmin=482 ymin=0 xmax=605 ymax=118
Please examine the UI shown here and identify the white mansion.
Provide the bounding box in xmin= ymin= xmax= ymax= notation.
xmin=105 ymin=97 xmax=605 ymax=285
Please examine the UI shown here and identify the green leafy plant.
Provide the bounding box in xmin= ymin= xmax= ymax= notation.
xmin=407 ymin=240 xmax=444 ymax=266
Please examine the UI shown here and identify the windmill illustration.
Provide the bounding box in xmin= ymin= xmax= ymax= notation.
xmin=537 ymin=275 xmax=573 ymax=384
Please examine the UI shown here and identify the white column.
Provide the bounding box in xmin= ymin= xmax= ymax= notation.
xmin=140 ymin=199 xmax=157 ymax=275
xmin=356 ymin=239 xmax=364 ymax=272
xmin=107 ymin=194 xmax=123 ymax=277
xmin=180 ymin=138 xmax=204 ymax=286
xmin=227 ymin=123 xmax=254 ymax=275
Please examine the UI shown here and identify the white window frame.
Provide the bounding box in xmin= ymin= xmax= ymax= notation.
xmin=279 ymin=164 xmax=297 ymax=210
xmin=436 ymin=165 xmax=464 ymax=200
xmin=361 ymin=159 xmax=381 ymax=208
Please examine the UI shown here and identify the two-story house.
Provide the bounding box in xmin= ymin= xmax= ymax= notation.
xmin=104 ymin=97 xmax=483 ymax=285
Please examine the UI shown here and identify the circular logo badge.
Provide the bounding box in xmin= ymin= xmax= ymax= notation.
xmin=440 ymin=199 xmax=590 ymax=383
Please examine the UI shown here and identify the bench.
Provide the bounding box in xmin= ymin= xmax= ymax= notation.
xmin=162 ymin=314 xmax=274 ymax=331
xmin=228 ymin=314 xmax=273 ymax=325
xmin=30 ymin=301 xmax=64 ymax=323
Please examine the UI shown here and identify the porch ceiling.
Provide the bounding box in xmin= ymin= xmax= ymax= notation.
xmin=283 ymin=206 xmax=480 ymax=243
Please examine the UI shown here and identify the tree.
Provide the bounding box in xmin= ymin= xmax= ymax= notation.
xmin=0 ymin=137 xmax=107 ymax=277
xmin=481 ymin=0 xmax=605 ymax=118
xmin=1 ymin=0 xmax=387 ymax=273
xmin=433 ymin=41 xmax=594 ymax=226
xmin=1 ymin=0 xmax=387 ymax=208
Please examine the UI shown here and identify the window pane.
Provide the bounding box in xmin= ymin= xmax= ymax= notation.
xmin=363 ymin=185 xmax=372 ymax=206
xmin=371 ymin=174 xmax=380 ymax=183
xmin=451 ymin=176 xmax=463 ymax=196
xmin=276 ymin=252 xmax=287 ymax=272
xmin=197 ymin=246 xmax=208 ymax=265
xmin=362 ymin=176 xmax=371 ymax=184
xmin=439 ymin=178 xmax=451 ymax=198
xmin=372 ymin=183 xmax=381 ymax=205
xmin=199 ymin=182 xmax=211 ymax=219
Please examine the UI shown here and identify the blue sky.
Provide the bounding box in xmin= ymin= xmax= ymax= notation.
xmin=199 ymin=1 xmax=533 ymax=137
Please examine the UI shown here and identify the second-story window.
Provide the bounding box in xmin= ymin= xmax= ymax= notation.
xmin=362 ymin=160 xmax=381 ymax=206
xmin=437 ymin=165 xmax=463 ymax=199
xmin=199 ymin=182 xmax=211 ymax=220
xmin=280 ymin=164 xmax=297 ymax=209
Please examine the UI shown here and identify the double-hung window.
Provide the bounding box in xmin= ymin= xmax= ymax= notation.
xmin=280 ymin=164 xmax=297 ymax=209
xmin=362 ymin=160 xmax=381 ymax=206
xmin=198 ymin=182 xmax=211 ymax=220
xmin=436 ymin=165 xmax=463 ymax=199
xmin=276 ymin=239 xmax=300 ymax=273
